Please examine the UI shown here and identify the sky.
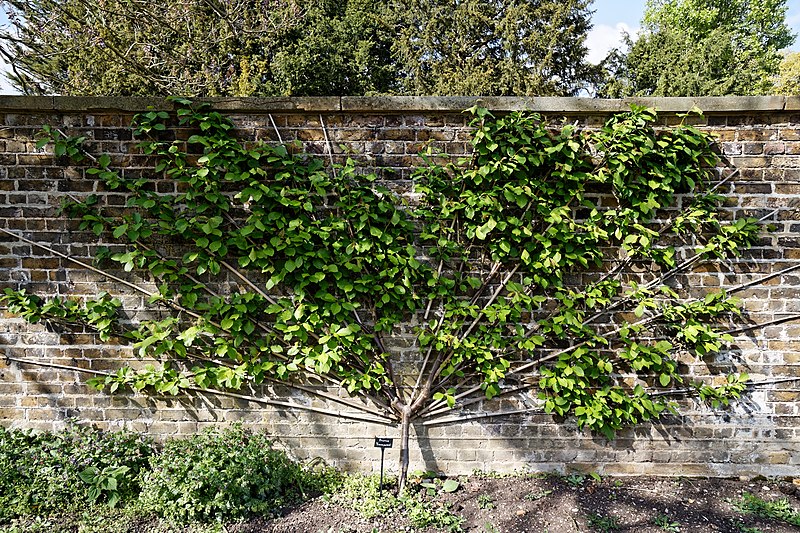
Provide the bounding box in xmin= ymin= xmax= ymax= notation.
xmin=586 ymin=0 xmax=644 ymax=64
xmin=0 ymin=1 xmax=799 ymax=95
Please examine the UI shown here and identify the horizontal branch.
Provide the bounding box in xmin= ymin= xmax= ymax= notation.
xmin=650 ymin=376 xmax=800 ymax=397
xmin=5 ymin=356 xmax=396 ymax=426
xmin=722 ymin=313 xmax=800 ymax=336
xmin=421 ymin=384 xmax=531 ymax=419
xmin=421 ymin=408 xmax=541 ymax=426
xmin=727 ymin=263 xmax=800 ymax=295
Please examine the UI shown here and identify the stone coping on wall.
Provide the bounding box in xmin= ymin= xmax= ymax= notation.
xmin=0 ymin=95 xmax=798 ymax=114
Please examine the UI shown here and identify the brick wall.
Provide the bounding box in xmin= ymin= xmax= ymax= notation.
xmin=1 ymin=96 xmax=799 ymax=478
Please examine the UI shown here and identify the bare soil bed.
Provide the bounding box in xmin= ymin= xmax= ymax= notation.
xmin=238 ymin=475 xmax=800 ymax=533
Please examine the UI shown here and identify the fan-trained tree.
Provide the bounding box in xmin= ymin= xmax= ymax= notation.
xmin=599 ymin=0 xmax=796 ymax=96
xmin=3 ymin=99 xmax=764 ymax=490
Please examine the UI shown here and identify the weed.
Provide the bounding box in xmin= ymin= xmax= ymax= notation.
xmin=417 ymin=476 xmax=460 ymax=496
xmin=477 ymin=494 xmax=495 ymax=509
xmin=330 ymin=474 xmax=464 ymax=533
xmin=565 ymin=474 xmax=586 ymax=487
xmin=78 ymin=465 xmax=130 ymax=508
xmin=587 ymin=513 xmax=620 ymax=532
xmin=524 ymin=489 xmax=554 ymax=501
xmin=653 ymin=513 xmax=681 ymax=532
xmin=732 ymin=492 xmax=800 ymax=526
xmin=484 ymin=523 xmax=500 ymax=533
xmin=406 ymin=500 xmax=464 ymax=532
xmin=736 ymin=523 xmax=763 ymax=533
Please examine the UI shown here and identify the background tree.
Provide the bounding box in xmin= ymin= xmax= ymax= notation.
xmin=0 ymin=0 xmax=399 ymax=96
xmin=392 ymin=0 xmax=597 ymax=96
xmin=599 ymin=0 xmax=796 ymax=97
xmin=773 ymin=52 xmax=800 ymax=95
xmin=3 ymin=100 xmax=765 ymax=491
xmin=0 ymin=0 xmax=598 ymax=96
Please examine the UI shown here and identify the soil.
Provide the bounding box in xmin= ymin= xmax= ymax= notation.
xmin=233 ymin=475 xmax=800 ymax=533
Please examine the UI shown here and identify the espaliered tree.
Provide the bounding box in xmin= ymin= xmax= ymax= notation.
xmin=3 ymin=99 xmax=766 ymax=490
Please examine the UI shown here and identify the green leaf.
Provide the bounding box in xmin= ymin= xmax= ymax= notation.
xmin=108 ymin=492 xmax=121 ymax=508
xmin=79 ymin=467 xmax=98 ymax=483
xmin=112 ymin=225 xmax=128 ymax=239
xmin=442 ymin=480 xmax=460 ymax=493
xmin=475 ymin=218 xmax=497 ymax=240
xmin=659 ymin=374 xmax=671 ymax=387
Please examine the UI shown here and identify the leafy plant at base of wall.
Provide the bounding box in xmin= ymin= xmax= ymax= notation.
xmin=0 ymin=425 xmax=154 ymax=520
xmin=4 ymin=98 xmax=764 ymax=490
xmin=138 ymin=425 xmax=339 ymax=521
xmin=329 ymin=474 xmax=465 ymax=532
xmin=78 ymin=465 xmax=130 ymax=508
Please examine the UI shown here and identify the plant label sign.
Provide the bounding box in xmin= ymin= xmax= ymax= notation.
xmin=374 ymin=437 xmax=393 ymax=448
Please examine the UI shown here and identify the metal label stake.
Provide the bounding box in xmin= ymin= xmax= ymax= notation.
xmin=374 ymin=436 xmax=394 ymax=495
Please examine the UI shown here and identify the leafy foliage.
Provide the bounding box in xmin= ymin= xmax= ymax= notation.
xmin=139 ymin=426 xmax=339 ymax=521
xmin=3 ymin=99 xmax=762 ymax=487
xmin=0 ymin=0 xmax=399 ymax=96
xmin=0 ymin=424 xmax=338 ymax=525
xmin=0 ymin=425 xmax=154 ymax=521
xmin=0 ymin=0 xmax=597 ymax=97
xmin=733 ymin=492 xmax=800 ymax=527
xmin=599 ymin=0 xmax=796 ymax=97
xmin=773 ymin=52 xmax=800 ymax=95
xmin=392 ymin=0 xmax=597 ymax=96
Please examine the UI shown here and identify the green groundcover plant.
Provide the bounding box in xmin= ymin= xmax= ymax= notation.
xmin=0 ymin=424 xmax=339 ymax=525
xmin=0 ymin=424 xmax=153 ymax=521
xmin=138 ymin=425 xmax=340 ymax=521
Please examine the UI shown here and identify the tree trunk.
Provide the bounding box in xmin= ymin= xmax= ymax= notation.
xmin=397 ymin=410 xmax=412 ymax=493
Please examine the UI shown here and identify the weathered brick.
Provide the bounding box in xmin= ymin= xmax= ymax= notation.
xmin=780 ymin=129 xmax=800 ymax=141
xmin=738 ymin=129 xmax=778 ymax=141
xmin=772 ymin=156 xmax=800 ymax=168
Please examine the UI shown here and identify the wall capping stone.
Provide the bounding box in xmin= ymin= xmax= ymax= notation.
xmin=0 ymin=95 xmax=796 ymax=114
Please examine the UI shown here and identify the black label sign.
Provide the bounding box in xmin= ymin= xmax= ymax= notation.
xmin=374 ymin=437 xmax=394 ymax=448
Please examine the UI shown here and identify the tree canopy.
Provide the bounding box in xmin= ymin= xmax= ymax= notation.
xmin=0 ymin=0 xmax=597 ymax=96
xmin=599 ymin=0 xmax=796 ymax=97
xmin=0 ymin=0 xmax=399 ymax=96
xmin=393 ymin=0 xmax=596 ymax=96
xmin=774 ymin=52 xmax=800 ymax=95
